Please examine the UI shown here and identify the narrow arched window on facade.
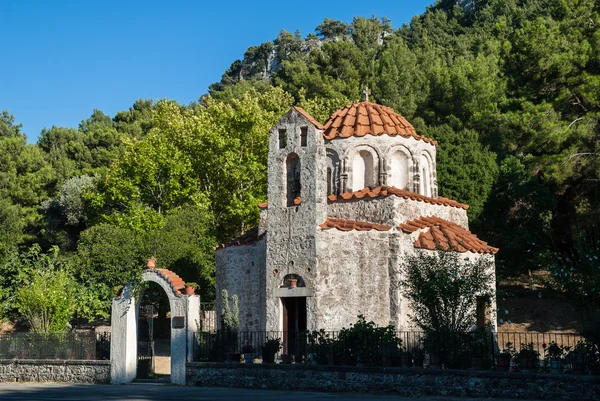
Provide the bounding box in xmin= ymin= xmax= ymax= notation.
xmin=419 ymin=154 xmax=432 ymax=197
xmin=352 ymin=150 xmax=374 ymax=191
xmin=327 ymin=167 xmax=332 ymax=195
xmin=389 ymin=151 xmax=409 ymax=190
xmin=286 ymin=153 xmax=301 ymax=206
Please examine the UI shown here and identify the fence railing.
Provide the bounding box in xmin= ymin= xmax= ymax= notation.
xmin=193 ymin=330 xmax=596 ymax=373
xmin=0 ymin=332 xmax=111 ymax=360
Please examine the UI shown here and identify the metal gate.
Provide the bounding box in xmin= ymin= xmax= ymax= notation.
xmin=137 ymin=305 xmax=154 ymax=378
xmin=199 ymin=302 xmax=216 ymax=333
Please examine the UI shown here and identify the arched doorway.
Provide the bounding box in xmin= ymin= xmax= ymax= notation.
xmin=110 ymin=266 xmax=200 ymax=385
xmin=137 ymin=281 xmax=172 ymax=380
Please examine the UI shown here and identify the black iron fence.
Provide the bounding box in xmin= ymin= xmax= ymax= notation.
xmin=193 ymin=330 xmax=598 ymax=374
xmin=0 ymin=332 xmax=111 ymax=360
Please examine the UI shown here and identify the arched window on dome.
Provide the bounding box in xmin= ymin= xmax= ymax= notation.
xmin=286 ymin=153 xmax=301 ymax=206
xmin=389 ymin=150 xmax=409 ymax=190
xmin=419 ymin=153 xmax=432 ymax=197
xmin=352 ymin=150 xmax=374 ymax=191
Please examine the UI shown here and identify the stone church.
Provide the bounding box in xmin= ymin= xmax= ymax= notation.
xmin=215 ymin=96 xmax=498 ymax=337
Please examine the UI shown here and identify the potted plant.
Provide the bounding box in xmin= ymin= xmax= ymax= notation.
xmin=566 ymin=340 xmax=590 ymax=375
xmin=242 ymin=344 xmax=254 ymax=364
xmin=261 ymin=338 xmax=281 ymax=364
xmin=517 ymin=343 xmax=540 ymax=372
xmin=496 ymin=342 xmax=515 ymax=372
xmin=544 ymin=342 xmax=567 ymax=374
xmin=183 ymin=282 xmax=199 ymax=295
xmin=305 ymin=329 xmax=331 ymax=365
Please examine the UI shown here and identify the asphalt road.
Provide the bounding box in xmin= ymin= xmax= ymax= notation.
xmin=0 ymin=384 xmax=546 ymax=401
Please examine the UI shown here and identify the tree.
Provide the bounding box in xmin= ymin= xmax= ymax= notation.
xmin=545 ymin=227 xmax=600 ymax=346
xmin=0 ymin=112 xmax=54 ymax=244
xmin=43 ymin=174 xmax=97 ymax=250
xmin=16 ymin=267 xmax=76 ymax=333
xmin=400 ymin=250 xmax=494 ymax=333
xmin=1 ymin=245 xmax=75 ymax=329
xmin=152 ymin=205 xmax=216 ymax=300
xmin=73 ymin=223 xmax=147 ymax=316
xmin=425 ymin=125 xmax=498 ymax=220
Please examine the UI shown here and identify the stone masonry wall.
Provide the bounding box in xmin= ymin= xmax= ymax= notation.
xmin=186 ymin=363 xmax=600 ymax=401
xmin=215 ymin=238 xmax=266 ymax=331
xmin=327 ymin=196 xmax=469 ymax=229
xmin=0 ymin=360 xmax=110 ymax=383
xmin=315 ymin=229 xmax=393 ymax=330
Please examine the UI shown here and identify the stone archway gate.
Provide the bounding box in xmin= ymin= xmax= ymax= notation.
xmin=110 ymin=268 xmax=200 ymax=385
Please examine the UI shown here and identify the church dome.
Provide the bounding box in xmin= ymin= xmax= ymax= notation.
xmin=322 ymin=100 xmax=437 ymax=146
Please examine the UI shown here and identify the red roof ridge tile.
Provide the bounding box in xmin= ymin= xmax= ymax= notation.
xmin=319 ymin=217 xmax=392 ymax=232
xmin=399 ymin=215 xmax=498 ymax=255
xmin=153 ymin=268 xmax=188 ymax=295
xmin=293 ymin=106 xmax=325 ymax=130
xmin=328 ymin=186 xmax=469 ymax=210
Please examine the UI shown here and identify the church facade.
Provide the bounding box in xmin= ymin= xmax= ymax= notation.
xmin=215 ymin=99 xmax=498 ymax=336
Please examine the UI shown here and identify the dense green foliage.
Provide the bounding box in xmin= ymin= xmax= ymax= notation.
xmin=400 ymin=251 xmax=494 ymax=333
xmin=1 ymin=0 xmax=599 ymax=326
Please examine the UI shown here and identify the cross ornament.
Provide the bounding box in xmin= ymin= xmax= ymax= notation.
xmin=361 ymin=87 xmax=371 ymax=102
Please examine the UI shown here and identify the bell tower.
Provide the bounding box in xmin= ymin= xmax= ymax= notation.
xmin=264 ymin=107 xmax=326 ymax=332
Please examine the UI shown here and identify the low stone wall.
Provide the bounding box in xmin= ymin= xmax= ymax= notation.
xmin=187 ymin=363 xmax=600 ymax=400
xmin=0 ymin=360 xmax=110 ymax=384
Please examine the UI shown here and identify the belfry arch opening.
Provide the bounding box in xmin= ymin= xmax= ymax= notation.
xmin=286 ymin=153 xmax=301 ymax=206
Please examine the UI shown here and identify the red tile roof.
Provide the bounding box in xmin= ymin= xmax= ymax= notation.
xmin=293 ymin=106 xmax=325 ymax=130
xmin=154 ymin=268 xmax=186 ymax=294
xmin=399 ymin=216 xmax=498 ymax=254
xmin=215 ymin=226 xmax=266 ymax=250
xmin=319 ymin=217 xmax=392 ymax=232
xmin=322 ymin=101 xmax=437 ymax=146
xmin=328 ymin=186 xmax=469 ymax=210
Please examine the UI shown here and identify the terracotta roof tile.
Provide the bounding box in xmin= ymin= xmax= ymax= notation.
xmin=323 ymin=101 xmax=437 ymax=147
xmin=319 ymin=217 xmax=392 ymax=232
xmin=399 ymin=216 xmax=498 ymax=254
xmin=154 ymin=268 xmax=186 ymax=294
xmin=257 ymin=202 xmax=268 ymax=209
xmin=293 ymin=106 xmax=324 ymax=130
xmin=215 ymin=227 xmax=266 ymax=250
xmin=328 ymin=186 xmax=469 ymax=210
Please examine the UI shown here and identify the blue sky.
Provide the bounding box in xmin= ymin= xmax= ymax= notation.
xmin=1 ymin=1 xmax=433 ymax=143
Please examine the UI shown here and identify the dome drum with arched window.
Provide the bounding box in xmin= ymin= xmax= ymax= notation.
xmin=322 ymin=100 xmax=438 ymax=198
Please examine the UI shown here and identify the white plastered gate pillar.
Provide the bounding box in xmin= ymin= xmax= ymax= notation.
xmin=110 ymin=268 xmax=200 ymax=385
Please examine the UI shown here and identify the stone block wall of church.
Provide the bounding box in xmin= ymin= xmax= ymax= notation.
xmin=314 ymin=229 xmax=395 ymax=331
xmin=215 ymin=239 xmax=266 ymax=331
xmin=327 ymin=197 xmax=469 ymax=229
